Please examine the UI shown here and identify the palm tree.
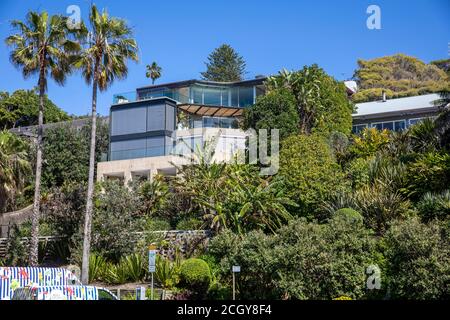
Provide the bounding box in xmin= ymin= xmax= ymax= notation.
xmin=0 ymin=131 xmax=31 ymax=213
xmin=5 ymin=11 xmax=80 ymax=265
xmin=146 ymin=61 xmax=162 ymax=84
xmin=74 ymin=5 xmax=138 ymax=284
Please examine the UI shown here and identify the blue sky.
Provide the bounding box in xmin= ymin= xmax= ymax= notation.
xmin=0 ymin=0 xmax=449 ymax=116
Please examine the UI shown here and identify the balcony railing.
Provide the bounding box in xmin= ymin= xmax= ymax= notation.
xmin=113 ymin=90 xmax=191 ymax=105
xmin=112 ymin=91 xmax=138 ymax=104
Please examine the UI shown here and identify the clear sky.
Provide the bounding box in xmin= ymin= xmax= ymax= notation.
xmin=0 ymin=0 xmax=449 ymax=116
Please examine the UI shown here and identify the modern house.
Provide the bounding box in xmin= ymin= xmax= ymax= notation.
xmin=97 ymin=78 xmax=266 ymax=183
xmin=96 ymin=76 xmax=443 ymax=183
xmin=352 ymin=93 xmax=441 ymax=133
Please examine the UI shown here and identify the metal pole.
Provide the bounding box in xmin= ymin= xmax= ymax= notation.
xmin=232 ymin=272 xmax=235 ymax=300
xmin=151 ymin=272 xmax=154 ymax=300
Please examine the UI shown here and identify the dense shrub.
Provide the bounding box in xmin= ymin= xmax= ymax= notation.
xmin=155 ymin=255 xmax=181 ymax=290
xmin=416 ymin=190 xmax=450 ymax=222
xmin=145 ymin=217 xmax=171 ymax=231
xmin=345 ymin=157 xmax=371 ymax=189
xmin=266 ymin=65 xmax=354 ymax=135
xmin=89 ymin=181 xmax=146 ymax=262
xmin=176 ymin=218 xmax=203 ymax=230
xmin=278 ymin=134 xmax=349 ymax=218
xmin=349 ymin=128 xmax=390 ymax=158
xmin=334 ymin=208 xmax=363 ymax=222
xmin=89 ymin=253 xmax=107 ymax=282
xmin=403 ymin=151 xmax=450 ymax=200
xmin=209 ymin=215 xmax=380 ymax=300
xmin=179 ymin=258 xmax=212 ymax=296
xmin=208 ymin=230 xmax=278 ymax=299
xmin=383 ymin=218 xmax=449 ymax=299
xmin=352 ymin=54 xmax=449 ymax=103
xmin=242 ymin=88 xmax=299 ymax=140
xmin=91 ymin=253 xmax=147 ymax=285
xmin=42 ymin=121 xmax=109 ymax=190
xmin=351 ymin=185 xmax=412 ymax=235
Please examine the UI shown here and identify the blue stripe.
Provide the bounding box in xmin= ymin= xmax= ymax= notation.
xmin=0 ymin=267 xmax=81 ymax=300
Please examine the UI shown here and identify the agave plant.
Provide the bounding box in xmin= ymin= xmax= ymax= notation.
xmin=416 ymin=190 xmax=450 ymax=222
xmin=154 ymin=253 xmax=182 ymax=291
xmin=89 ymin=253 xmax=107 ymax=282
xmin=122 ymin=253 xmax=147 ymax=282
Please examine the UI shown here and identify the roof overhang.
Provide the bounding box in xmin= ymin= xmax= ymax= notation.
xmin=352 ymin=106 xmax=440 ymax=121
xmin=177 ymin=104 xmax=244 ymax=117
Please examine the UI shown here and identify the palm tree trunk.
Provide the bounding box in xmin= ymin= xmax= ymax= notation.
xmin=81 ymin=67 xmax=99 ymax=284
xmin=29 ymin=70 xmax=45 ymax=266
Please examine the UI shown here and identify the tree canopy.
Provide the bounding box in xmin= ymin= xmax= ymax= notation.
xmin=352 ymin=54 xmax=449 ymax=102
xmin=0 ymin=89 xmax=70 ymax=129
xmin=242 ymin=88 xmax=299 ymax=140
xmin=201 ymin=44 xmax=246 ymax=82
xmin=266 ymin=65 xmax=354 ymax=135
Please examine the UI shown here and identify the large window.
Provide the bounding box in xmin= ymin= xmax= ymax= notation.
xmin=203 ymin=87 xmax=222 ymax=105
xmin=238 ymin=86 xmax=254 ymax=107
xmin=203 ymin=116 xmax=239 ymax=129
xmin=189 ymin=84 xmax=256 ymax=107
xmin=352 ymin=124 xmax=368 ymax=134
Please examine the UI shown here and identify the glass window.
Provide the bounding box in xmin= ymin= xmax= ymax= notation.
xmin=394 ymin=120 xmax=406 ymax=131
xmin=409 ymin=118 xmax=422 ymax=127
xmin=193 ymin=136 xmax=203 ymax=153
xmin=203 ymin=87 xmax=222 ymax=105
xmin=98 ymin=289 xmax=116 ymax=300
xmin=203 ymin=117 xmax=220 ymax=128
xmin=220 ymin=118 xmax=232 ymax=128
xmin=221 ymin=88 xmax=229 ymax=106
xmin=192 ymin=86 xmax=203 ymax=104
xmin=352 ymin=124 xmax=367 ymax=134
xmin=382 ymin=122 xmax=394 ymax=131
xmin=372 ymin=123 xmax=383 ymax=130
xmin=231 ymin=88 xmax=239 ymax=106
xmin=238 ymin=86 xmax=254 ymax=107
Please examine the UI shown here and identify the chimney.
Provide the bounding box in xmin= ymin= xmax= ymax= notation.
xmin=382 ymin=90 xmax=387 ymax=102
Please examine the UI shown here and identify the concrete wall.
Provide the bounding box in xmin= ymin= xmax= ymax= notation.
xmin=97 ymin=128 xmax=247 ymax=183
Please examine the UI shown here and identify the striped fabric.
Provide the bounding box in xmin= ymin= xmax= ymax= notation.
xmin=0 ymin=267 xmax=81 ymax=300
xmin=37 ymin=286 xmax=98 ymax=300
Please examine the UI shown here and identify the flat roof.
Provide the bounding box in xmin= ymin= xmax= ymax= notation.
xmin=136 ymin=77 xmax=267 ymax=91
xmin=354 ymin=93 xmax=440 ymax=117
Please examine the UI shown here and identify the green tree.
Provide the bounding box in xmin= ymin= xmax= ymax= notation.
xmin=138 ymin=175 xmax=170 ymax=216
xmin=41 ymin=120 xmax=109 ymax=190
xmin=383 ymin=217 xmax=449 ymax=299
xmin=352 ymin=54 xmax=449 ymax=103
xmin=74 ymin=4 xmax=138 ymax=283
xmin=242 ymin=88 xmax=299 ymax=140
xmin=433 ymin=90 xmax=450 ymax=149
xmin=430 ymin=58 xmax=450 ymax=78
xmin=0 ymin=89 xmax=70 ymax=129
xmin=402 ymin=151 xmax=450 ymax=200
xmin=208 ymin=214 xmax=379 ymax=300
xmin=266 ymin=65 xmax=354 ymax=135
xmin=278 ymin=134 xmax=349 ymax=218
xmin=0 ymin=131 xmax=31 ymax=213
xmin=89 ymin=181 xmax=145 ymax=262
xmin=5 ymin=11 xmax=81 ymax=265
xmin=146 ymin=61 xmax=162 ymax=84
xmin=201 ymin=44 xmax=246 ymax=81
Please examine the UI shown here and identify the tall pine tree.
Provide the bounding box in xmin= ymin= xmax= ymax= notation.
xmin=201 ymin=44 xmax=246 ymax=81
